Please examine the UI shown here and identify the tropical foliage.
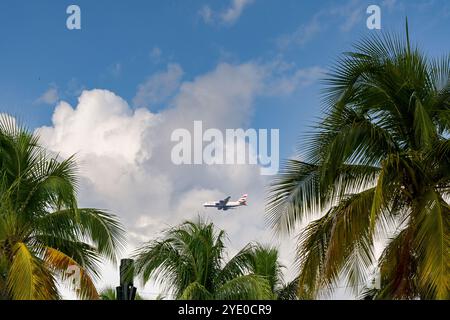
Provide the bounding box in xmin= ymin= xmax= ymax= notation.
xmin=267 ymin=27 xmax=450 ymax=299
xmin=0 ymin=116 xmax=125 ymax=300
xmin=246 ymin=244 xmax=299 ymax=300
xmin=134 ymin=220 xmax=280 ymax=300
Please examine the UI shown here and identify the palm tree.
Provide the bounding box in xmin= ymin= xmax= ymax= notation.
xmin=134 ymin=220 xmax=272 ymax=300
xmin=267 ymin=25 xmax=449 ymax=299
xmin=246 ymin=244 xmax=299 ymax=300
xmin=0 ymin=116 xmax=125 ymax=299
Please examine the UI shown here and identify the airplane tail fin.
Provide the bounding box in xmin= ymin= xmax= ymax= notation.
xmin=238 ymin=194 xmax=248 ymax=205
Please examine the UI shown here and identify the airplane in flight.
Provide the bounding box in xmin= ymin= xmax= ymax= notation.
xmin=203 ymin=194 xmax=248 ymax=211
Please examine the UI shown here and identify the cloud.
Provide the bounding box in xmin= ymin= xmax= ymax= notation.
xmin=329 ymin=0 xmax=364 ymax=32
xmin=133 ymin=63 xmax=184 ymax=108
xmin=221 ymin=0 xmax=255 ymax=24
xmin=277 ymin=15 xmax=322 ymax=49
xmin=277 ymin=0 xmax=366 ymax=49
xmin=63 ymin=78 xmax=85 ymax=98
xmin=267 ymin=66 xmax=327 ymax=95
xmin=39 ymin=90 xmax=156 ymax=165
xmin=36 ymin=62 xmax=267 ymax=293
xmin=36 ymin=59 xmax=324 ymax=298
xmin=35 ymin=80 xmax=87 ymax=108
xmin=35 ymin=86 xmax=59 ymax=105
xmin=199 ymin=5 xmax=214 ymax=24
xmin=200 ymin=0 xmax=254 ymax=26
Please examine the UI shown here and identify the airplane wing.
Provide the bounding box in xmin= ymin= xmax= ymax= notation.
xmin=219 ymin=196 xmax=231 ymax=206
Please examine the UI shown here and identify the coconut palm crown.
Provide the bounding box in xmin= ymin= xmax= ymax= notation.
xmin=267 ymin=25 xmax=450 ymax=299
xmin=0 ymin=116 xmax=125 ymax=299
xmin=134 ymin=220 xmax=274 ymax=300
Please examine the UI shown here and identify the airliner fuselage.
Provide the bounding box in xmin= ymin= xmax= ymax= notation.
xmin=203 ymin=194 xmax=248 ymax=211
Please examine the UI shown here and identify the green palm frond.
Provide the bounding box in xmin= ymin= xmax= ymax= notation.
xmin=134 ymin=220 xmax=281 ymax=300
xmin=276 ymin=277 xmax=299 ymax=300
xmin=247 ymin=244 xmax=284 ymax=293
xmin=0 ymin=116 xmax=126 ymax=299
xmin=268 ymin=25 xmax=450 ymax=299
xmin=180 ymin=282 xmax=213 ymax=300
xmin=413 ymin=191 xmax=450 ymax=299
xmin=35 ymin=208 xmax=125 ymax=263
xmin=215 ymin=275 xmax=273 ymax=300
xmin=267 ymin=160 xmax=321 ymax=233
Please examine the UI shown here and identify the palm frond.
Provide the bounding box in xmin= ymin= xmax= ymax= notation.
xmin=6 ymin=242 xmax=59 ymax=300
xmin=36 ymin=208 xmax=125 ymax=263
xmin=43 ymin=247 xmax=99 ymax=300
xmin=180 ymin=282 xmax=213 ymax=300
xmin=413 ymin=191 xmax=450 ymax=299
xmin=215 ymin=275 xmax=273 ymax=300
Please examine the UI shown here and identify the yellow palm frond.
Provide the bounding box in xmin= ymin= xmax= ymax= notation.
xmin=7 ymin=242 xmax=58 ymax=300
xmin=44 ymin=247 xmax=99 ymax=300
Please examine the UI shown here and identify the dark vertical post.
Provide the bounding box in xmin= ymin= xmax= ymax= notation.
xmin=116 ymin=259 xmax=137 ymax=300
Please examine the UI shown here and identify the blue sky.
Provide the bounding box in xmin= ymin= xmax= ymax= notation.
xmin=1 ymin=0 xmax=449 ymax=159
xmin=1 ymin=0 xmax=449 ymax=298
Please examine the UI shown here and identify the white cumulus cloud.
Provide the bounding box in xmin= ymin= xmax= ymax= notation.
xmin=36 ymin=60 xmax=324 ymax=298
